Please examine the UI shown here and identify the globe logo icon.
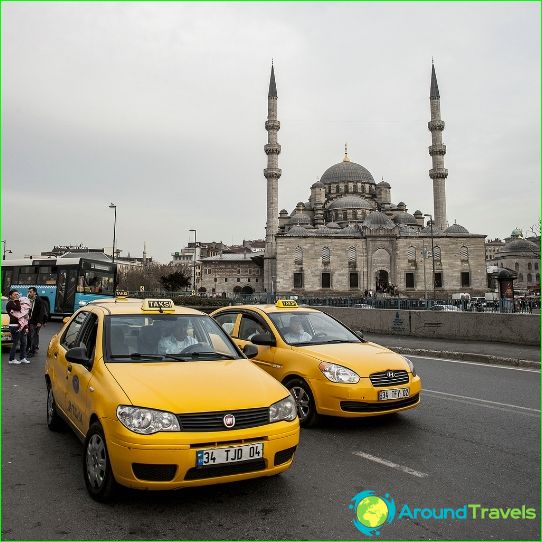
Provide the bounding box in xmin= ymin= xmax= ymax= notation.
xmin=349 ymin=491 xmax=396 ymax=536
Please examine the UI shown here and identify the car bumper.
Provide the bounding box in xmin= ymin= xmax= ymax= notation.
xmin=1 ymin=330 xmax=12 ymax=346
xmin=309 ymin=375 xmax=422 ymax=417
xmin=103 ymin=419 xmax=299 ymax=490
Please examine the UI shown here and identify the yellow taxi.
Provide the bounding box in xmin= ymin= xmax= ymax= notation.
xmin=45 ymin=298 xmax=299 ymax=501
xmin=2 ymin=296 xmax=13 ymax=347
xmin=212 ymin=300 xmax=421 ymax=426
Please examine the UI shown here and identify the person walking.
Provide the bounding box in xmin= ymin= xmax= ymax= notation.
xmin=27 ymin=287 xmax=46 ymax=358
xmin=6 ymin=289 xmax=29 ymax=365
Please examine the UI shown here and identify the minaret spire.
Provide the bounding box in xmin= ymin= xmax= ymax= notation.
xmin=264 ymin=63 xmax=282 ymax=294
xmin=428 ymin=61 xmax=447 ymax=230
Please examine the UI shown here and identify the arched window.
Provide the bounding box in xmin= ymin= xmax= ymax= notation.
xmin=527 ymin=273 xmax=532 ymax=283
xmin=433 ymin=246 xmax=441 ymax=261
xmin=459 ymin=246 xmax=469 ymax=261
xmin=518 ymin=273 xmax=524 ymax=281
xmin=515 ymin=262 xmax=520 ymax=272
xmin=536 ymin=273 xmax=540 ymax=283
xmin=342 ymin=211 xmax=348 ymax=221
xmin=407 ymin=246 xmax=416 ymax=262
xmin=322 ymin=246 xmax=331 ymax=265
xmin=348 ymin=246 xmax=357 ymax=265
xmin=294 ymin=246 xmax=303 ymax=265
xmin=353 ymin=184 xmax=358 ymax=193
xmin=528 ymin=263 xmax=532 ymax=270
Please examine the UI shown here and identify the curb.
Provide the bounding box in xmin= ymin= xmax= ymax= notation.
xmin=387 ymin=347 xmax=540 ymax=369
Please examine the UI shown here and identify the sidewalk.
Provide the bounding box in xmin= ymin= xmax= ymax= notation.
xmin=364 ymin=332 xmax=540 ymax=368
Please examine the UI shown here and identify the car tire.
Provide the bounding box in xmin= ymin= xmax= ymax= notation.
xmin=285 ymin=378 xmax=320 ymax=427
xmin=46 ymin=385 xmax=65 ymax=431
xmin=83 ymin=422 xmax=118 ymax=502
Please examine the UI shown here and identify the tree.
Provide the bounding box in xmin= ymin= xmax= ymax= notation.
xmin=160 ymin=270 xmax=191 ymax=291
xmin=117 ymin=263 xmax=191 ymax=292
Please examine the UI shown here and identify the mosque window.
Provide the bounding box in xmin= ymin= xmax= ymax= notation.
xmin=322 ymin=247 xmax=331 ymax=265
xmin=342 ymin=211 xmax=348 ymax=221
xmin=433 ymin=246 xmax=441 ymax=261
xmin=294 ymin=246 xmax=303 ymax=265
xmin=407 ymin=246 xmax=416 ymax=262
xmin=528 ymin=263 xmax=532 ymax=271
xmin=514 ymin=262 xmax=520 ymax=272
xmin=353 ymin=184 xmax=358 ymax=193
xmin=348 ymin=246 xmax=357 ymax=265
xmin=434 ymin=272 xmax=443 ymax=288
xmin=518 ymin=273 xmax=523 ymax=281
xmin=461 ymin=272 xmax=470 ymax=287
xmin=527 ymin=273 xmax=532 ymax=283
xmin=535 ymin=262 xmax=539 ymax=271
xmin=349 ymin=272 xmax=359 ymax=288
xmin=405 ymin=273 xmax=415 ymax=288
xmin=536 ymin=273 xmax=540 ymax=283
xmin=293 ymin=273 xmax=303 ymax=288
xmin=321 ymin=272 xmax=331 ymax=288
xmin=460 ymin=246 xmax=469 ymax=261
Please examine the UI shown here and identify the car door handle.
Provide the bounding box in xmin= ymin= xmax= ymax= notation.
xmin=67 ymin=364 xmax=72 ymax=372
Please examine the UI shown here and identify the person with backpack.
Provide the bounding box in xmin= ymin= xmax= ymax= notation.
xmin=27 ymin=287 xmax=47 ymax=359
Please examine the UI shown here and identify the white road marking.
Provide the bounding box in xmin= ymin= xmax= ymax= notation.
xmin=409 ymin=355 xmax=539 ymax=373
xmin=352 ymin=451 xmax=429 ymax=478
xmin=423 ymin=388 xmax=540 ymax=415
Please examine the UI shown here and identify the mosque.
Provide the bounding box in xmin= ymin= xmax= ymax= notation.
xmin=262 ymin=63 xmax=487 ymax=297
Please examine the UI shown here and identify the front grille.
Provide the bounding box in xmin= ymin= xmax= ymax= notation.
xmin=274 ymin=446 xmax=297 ymax=466
xmin=184 ymin=459 xmax=266 ymax=480
xmin=341 ymin=394 xmax=420 ymax=412
xmin=177 ymin=407 xmax=270 ymax=432
xmin=132 ymin=463 xmax=177 ymax=481
xmin=369 ymin=369 xmax=409 ymax=387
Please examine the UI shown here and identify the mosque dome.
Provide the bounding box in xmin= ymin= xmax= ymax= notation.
xmin=393 ymin=212 xmax=418 ymax=226
xmin=445 ymin=223 xmax=469 ymax=235
xmin=326 ymin=222 xmax=342 ymax=229
xmin=377 ymin=180 xmax=391 ymax=188
xmin=501 ymin=238 xmax=538 ymax=254
xmin=320 ymin=156 xmax=375 ymax=185
xmin=285 ymin=225 xmax=314 ymax=237
xmin=327 ymin=195 xmax=373 ymax=210
xmin=288 ymin=212 xmax=311 ymax=225
xmin=362 ymin=211 xmax=395 ymax=229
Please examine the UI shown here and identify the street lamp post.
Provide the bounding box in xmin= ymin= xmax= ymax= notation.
xmin=109 ymin=203 xmax=117 ymax=263
xmin=189 ymin=229 xmax=197 ymax=296
xmin=2 ymin=240 xmax=12 ymax=261
xmin=424 ymin=213 xmax=436 ymax=300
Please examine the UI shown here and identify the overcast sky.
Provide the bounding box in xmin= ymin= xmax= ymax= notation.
xmin=2 ymin=1 xmax=540 ymax=262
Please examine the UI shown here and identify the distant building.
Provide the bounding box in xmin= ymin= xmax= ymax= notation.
xmin=485 ymin=238 xmax=505 ymax=261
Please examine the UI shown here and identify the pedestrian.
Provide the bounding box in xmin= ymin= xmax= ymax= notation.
xmin=27 ymin=287 xmax=46 ymax=358
xmin=6 ymin=289 xmax=29 ymax=365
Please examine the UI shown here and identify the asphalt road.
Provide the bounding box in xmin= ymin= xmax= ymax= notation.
xmin=2 ymin=323 xmax=540 ymax=540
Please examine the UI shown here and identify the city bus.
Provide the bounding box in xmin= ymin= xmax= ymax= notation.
xmin=1 ymin=256 xmax=117 ymax=317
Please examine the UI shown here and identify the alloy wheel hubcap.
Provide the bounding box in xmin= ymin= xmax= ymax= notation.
xmin=86 ymin=434 xmax=106 ymax=488
xmin=290 ymin=386 xmax=310 ymax=420
xmin=47 ymin=389 xmax=54 ymax=422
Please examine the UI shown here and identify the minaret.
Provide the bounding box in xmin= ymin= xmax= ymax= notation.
xmin=263 ymin=63 xmax=281 ymax=294
xmin=428 ymin=61 xmax=448 ymax=230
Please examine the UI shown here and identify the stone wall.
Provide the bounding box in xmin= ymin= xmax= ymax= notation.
xmin=318 ymin=307 xmax=540 ymax=346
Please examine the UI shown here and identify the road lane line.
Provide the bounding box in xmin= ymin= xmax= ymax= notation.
xmin=423 ymin=389 xmax=540 ymax=414
xmin=409 ymin=355 xmax=539 ymax=372
xmin=352 ymin=451 xmax=429 ymax=478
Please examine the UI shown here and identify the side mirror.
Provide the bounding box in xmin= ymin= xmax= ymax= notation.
xmin=243 ymin=344 xmax=258 ymax=359
xmin=65 ymin=346 xmax=91 ymax=369
xmin=63 ymin=317 xmax=71 ymax=324
xmin=250 ymin=333 xmax=276 ymax=347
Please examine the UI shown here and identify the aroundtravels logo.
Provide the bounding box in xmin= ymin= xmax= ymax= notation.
xmin=349 ymin=490 xmax=537 ymax=537
xmin=349 ymin=490 xmax=396 ymax=537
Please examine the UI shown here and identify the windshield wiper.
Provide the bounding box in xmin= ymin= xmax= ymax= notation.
xmin=109 ymin=353 xmax=165 ymax=361
xmin=165 ymin=352 xmax=239 ymax=361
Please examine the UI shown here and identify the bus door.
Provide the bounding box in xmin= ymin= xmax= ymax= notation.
xmin=55 ymin=268 xmax=78 ymax=313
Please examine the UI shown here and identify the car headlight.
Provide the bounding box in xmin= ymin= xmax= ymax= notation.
xmin=116 ymin=405 xmax=180 ymax=434
xmin=269 ymin=396 xmax=297 ymax=422
xmin=403 ymin=356 xmax=416 ymax=377
xmin=319 ymin=362 xmax=360 ymax=384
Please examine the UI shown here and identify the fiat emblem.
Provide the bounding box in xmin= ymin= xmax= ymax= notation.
xmin=223 ymin=414 xmax=236 ymax=428
xmin=386 ymin=370 xmax=394 ymax=379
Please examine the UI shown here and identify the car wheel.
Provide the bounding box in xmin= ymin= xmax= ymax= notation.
xmin=46 ymin=385 xmax=65 ymax=431
xmin=286 ymin=378 xmax=319 ymax=427
xmin=83 ymin=422 xmax=117 ymax=502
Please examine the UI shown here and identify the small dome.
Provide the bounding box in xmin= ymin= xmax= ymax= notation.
xmin=327 ymin=195 xmax=374 ymax=210
xmin=397 ymin=202 xmax=406 ymax=211
xmin=311 ymin=181 xmax=325 ymax=189
xmin=326 ymin=221 xmax=341 ymax=229
xmin=340 ymin=224 xmax=361 ymax=236
xmin=511 ymin=228 xmax=523 ymax=238
xmin=414 ymin=210 xmax=423 ymax=217
xmin=321 ymin=160 xmax=375 ymax=184
xmin=420 ymin=224 xmax=444 ymax=235
xmin=288 ymin=212 xmax=311 ymax=225
xmin=285 ymin=225 xmax=314 ymax=237
xmin=363 ymin=211 xmax=395 ymax=229
xmin=501 ymin=239 xmax=538 ymax=254
xmin=393 ymin=212 xmax=418 ymax=226
xmin=296 ymin=202 xmax=306 ymax=209
xmin=445 ymin=223 xmax=469 ymax=234
xmin=279 ymin=209 xmax=289 ymax=216
xmin=377 ymin=180 xmax=391 ymax=188
xmin=314 ymin=226 xmax=338 ymax=236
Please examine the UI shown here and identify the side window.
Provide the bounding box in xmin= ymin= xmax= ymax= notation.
xmin=61 ymin=311 xmax=89 ymax=349
xmin=214 ymin=313 xmax=239 ymax=337
xmin=238 ymin=314 xmax=268 ymax=341
xmin=79 ymin=313 xmax=99 ymax=363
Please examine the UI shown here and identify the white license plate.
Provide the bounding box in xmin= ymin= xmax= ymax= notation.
xmin=378 ymin=388 xmax=410 ymax=401
xmin=2 ymin=333 xmax=11 ymax=341
xmin=196 ymin=443 xmax=263 ymax=467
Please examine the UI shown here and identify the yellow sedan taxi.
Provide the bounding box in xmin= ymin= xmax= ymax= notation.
xmin=2 ymin=296 xmax=13 ymax=347
xmin=45 ymin=298 xmax=299 ymax=501
xmin=212 ymin=301 xmax=421 ymax=426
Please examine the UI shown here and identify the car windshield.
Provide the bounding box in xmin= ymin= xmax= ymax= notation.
xmin=268 ymin=311 xmax=361 ymax=346
xmin=105 ymin=314 xmax=242 ymax=362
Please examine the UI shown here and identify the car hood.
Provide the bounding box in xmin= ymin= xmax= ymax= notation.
xmin=298 ymin=341 xmax=410 ymax=376
xmin=105 ymin=359 xmax=288 ymax=413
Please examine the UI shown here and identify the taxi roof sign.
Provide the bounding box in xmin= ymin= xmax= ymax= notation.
xmin=275 ymin=299 xmax=298 ymax=308
xmin=142 ymin=299 xmax=175 ymax=312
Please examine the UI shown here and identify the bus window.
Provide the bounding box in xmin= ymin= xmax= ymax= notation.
xmin=82 ymin=270 xmax=114 ymax=295
xmin=18 ymin=266 xmax=39 ymax=285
